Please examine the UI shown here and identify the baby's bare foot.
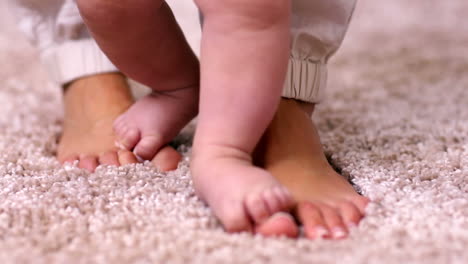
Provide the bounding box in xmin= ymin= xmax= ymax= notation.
xmin=191 ymin=147 xmax=295 ymax=234
xmin=255 ymin=99 xmax=370 ymax=239
xmin=58 ymin=73 xmax=139 ymax=171
xmin=113 ymin=86 xmax=198 ymax=166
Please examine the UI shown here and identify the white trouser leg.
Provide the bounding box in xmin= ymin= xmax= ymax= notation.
xmin=282 ymin=0 xmax=356 ymax=103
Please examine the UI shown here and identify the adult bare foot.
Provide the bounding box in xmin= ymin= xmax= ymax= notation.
xmin=254 ymin=99 xmax=370 ymax=239
xmin=58 ymin=73 xmax=182 ymax=171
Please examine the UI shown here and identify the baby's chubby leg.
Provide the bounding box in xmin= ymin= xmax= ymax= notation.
xmin=192 ymin=0 xmax=297 ymax=234
xmin=77 ymin=0 xmax=199 ymax=164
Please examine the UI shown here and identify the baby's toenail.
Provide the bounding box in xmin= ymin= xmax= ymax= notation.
xmin=332 ymin=227 xmax=347 ymax=239
xmin=346 ymin=222 xmax=357 ymax=229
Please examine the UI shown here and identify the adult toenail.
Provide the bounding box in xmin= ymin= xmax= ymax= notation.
xmin=133 ymin=152 xmax=145 ymax=162
xmin=314 ymin=227 xmax=329 ymax=239
xmin=63 ymin=160 xmax=78 ymax=167
xmin=332 ymin=227 xmax=347 ymax=239
xmin=115 ymin=141 xmax=126 ymax=150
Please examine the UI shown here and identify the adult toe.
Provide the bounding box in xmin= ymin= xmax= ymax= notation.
xmin=255 ymin=212 xmax=299 ymax=238
xmin=78 ymin=155 xmax=99 ymax=172
xmin=296 ymin=201 xmax=330 ymax=239
xmin=319 ymin=203 xmax=348 ymax=239
xmin=117 ymin=150 xmax=139 ymax=165
xmin=352 ymin=196 xmax=371 ymax=215
xmin=98 ymin=151 xmax=120 ymax=166
xmin=338 ymin=200 xmax=363 ymax=228
xmin=151 ymin=146 xmax=182 ymax=171
xmin=60 ymin=155 xmax=79 ymax=165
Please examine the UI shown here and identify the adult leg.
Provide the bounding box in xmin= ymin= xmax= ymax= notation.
xmin=191 ymin=0 xmax=297 ymax=234
xmin=77 ymin=0 xmax=199 ymax=162
xmin=256 ymin=0 xmax=370 ymax=239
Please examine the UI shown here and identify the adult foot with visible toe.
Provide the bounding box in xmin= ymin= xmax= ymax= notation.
xmin=255 ymin=99 xmax=370 ymax=239
xmin=57 ymin=73 xmax=139 ymax=172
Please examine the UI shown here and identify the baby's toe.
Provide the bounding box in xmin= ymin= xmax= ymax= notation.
xmin=218 ymin=203 xmax=253 ymax=233
xmin=297 ymin=201 xmax=330 ymax=239
xmin=263 ymin=187 xmax=291 ymax=215
xmin=113 ymin=114 xmax=127 ymax=129
xmin=277 ymin=186 xmax=295 ymax=209
xmin=114 ymin=125 xmax=140 ymax=150
xmin=133 ymin=135 xmax=165 ymax=160
xmin=245 ymin=192 xmax=271 ymax=224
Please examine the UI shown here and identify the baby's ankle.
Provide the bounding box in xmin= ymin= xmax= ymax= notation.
xmin=193 ymin=141 xmax=252 ymax=163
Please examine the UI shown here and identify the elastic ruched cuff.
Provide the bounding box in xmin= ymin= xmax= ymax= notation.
xmin=281 ymin=57 xmax=327 ymax=103
xmin=41 ymin=39 xmax=118 ymax=86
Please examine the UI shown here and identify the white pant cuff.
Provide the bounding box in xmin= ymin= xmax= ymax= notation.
xmin=281 ymin=57 xmax=327 ymax=103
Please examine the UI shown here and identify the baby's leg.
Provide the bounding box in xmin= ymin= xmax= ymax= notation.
xmin=192 ymin=0 xmax=296 ymax=233
xmin=77 ymin=0 xmax=199 ymax=162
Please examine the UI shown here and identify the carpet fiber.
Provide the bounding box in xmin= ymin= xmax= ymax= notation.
xmin=0 ymin=0 xmax=467 ymax=263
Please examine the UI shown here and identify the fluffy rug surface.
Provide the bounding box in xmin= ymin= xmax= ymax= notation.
xmin=0 ymin=0 xmax=467 ymax=263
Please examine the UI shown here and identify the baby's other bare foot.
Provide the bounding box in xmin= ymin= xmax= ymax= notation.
xmin=255 ymin=99 xmax=370 ymax=239
xmin=58 ymin=73 xmax=140 ymax=171
xmin=113 ymin=85 xmax=198 ymax=168
xmin=191 ymin=146 xmax=296 ymax=235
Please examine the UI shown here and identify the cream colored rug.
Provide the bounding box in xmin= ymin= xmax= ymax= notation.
xmin=0 ymin=0 xmax=467 ymax=263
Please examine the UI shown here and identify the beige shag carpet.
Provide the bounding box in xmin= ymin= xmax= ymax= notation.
xmin=0 ymin=0 xmax=467 ymax=263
